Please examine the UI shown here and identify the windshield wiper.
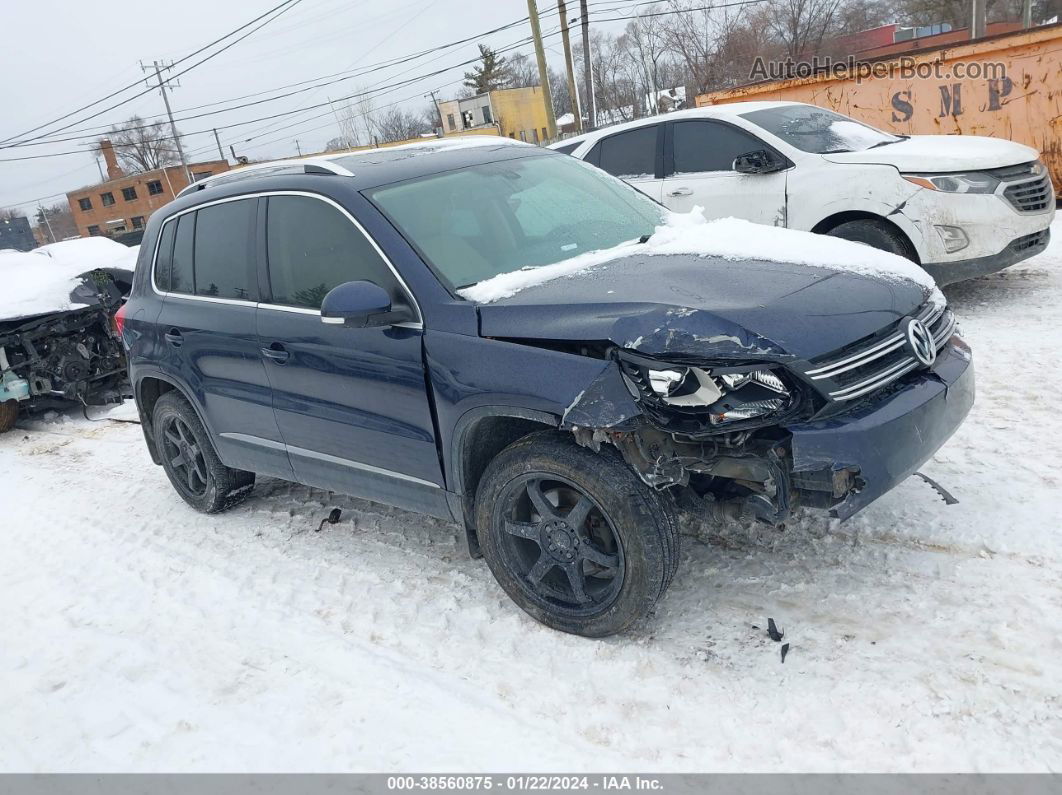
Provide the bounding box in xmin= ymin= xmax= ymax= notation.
xmin=869 ymin=135 xmax=910 ymax=149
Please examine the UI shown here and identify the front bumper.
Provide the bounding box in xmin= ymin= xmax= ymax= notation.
xmin=923 ymin=228 xmax=1051 ymax=285
xmin=785 ymin=336 xmax=974 ymax=521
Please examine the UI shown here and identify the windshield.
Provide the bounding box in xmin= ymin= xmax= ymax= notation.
xmin=366 ymin=153 xmax=664 ymax=291
xmin=741 ymin=105 xmax=902 ymax=154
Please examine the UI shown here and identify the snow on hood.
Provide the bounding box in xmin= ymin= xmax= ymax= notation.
xmin=459 ymin=206 xmax=938 ymax=304
xmin=0 ymin=238 xmax=138 ymax=321
xmin=822 ymin=134 xmax=1039 ymax=171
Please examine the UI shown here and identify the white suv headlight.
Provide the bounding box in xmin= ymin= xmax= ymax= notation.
xmin=902 ymin=171 xmax=1000 ymax=194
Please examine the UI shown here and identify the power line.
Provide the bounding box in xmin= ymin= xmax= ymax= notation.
xmin=0 ymin=0 xmax=305 ymax=149
xmin=2 ymin=0 xmax=619 ymax=149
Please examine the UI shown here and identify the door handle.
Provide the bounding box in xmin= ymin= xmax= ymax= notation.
xmin=667 ymin=187 xmax=693 ymax=197
xmin=260 ymin=342 xmax=290 ymax=364
xmin=164 ymin=328 xmax=183 ymax=347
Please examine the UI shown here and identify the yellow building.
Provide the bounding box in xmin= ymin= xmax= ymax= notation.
xmin=437 ymin=86 xmax=552 ymax=145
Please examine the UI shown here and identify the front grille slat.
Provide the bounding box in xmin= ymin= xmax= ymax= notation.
xmin=1002 ymin=173 xmax=1053 ymax=213
xmin=802 ymin=302 xmax=955 ymax=403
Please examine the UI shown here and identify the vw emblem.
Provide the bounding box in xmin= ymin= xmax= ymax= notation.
xmin=905 ymin=318 xmax=937 ymax=367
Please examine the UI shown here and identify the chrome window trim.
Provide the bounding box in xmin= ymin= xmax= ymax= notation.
xmin=149 ymin=190 xmax=423 ymax=329
xmin=219 ymin=432 xmax=441 ymax=489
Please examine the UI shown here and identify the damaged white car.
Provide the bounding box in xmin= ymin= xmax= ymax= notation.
xmin=552 ymin=100 xmax=1055 ymax=284
xmin=0 ymin=239 xmax=135 ymax=432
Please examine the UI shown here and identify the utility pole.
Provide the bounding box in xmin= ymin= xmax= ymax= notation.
xmin=557 ymin=0 xmax=582 ymax=132
xmin=579 ymin=0 xmax=595 ymax=129
xmin=38 ymin=204 xmax=55 ymax=244
xmin=426 ymin=89 xmax=444 ymax=134
xmin=971 ymin=0 xmax=986 ymax=38
xmin=1021 ymin=0 xmax=1033 ymax=28
xmin=526 ymin=0 xmax=558 ymax=141
xmin=295 ymin=139 xmax=302 ymax=157
xmin=212 ymin=128 xmax=227 ymax=163
xmin=143 ymin=60 xmax=191 ymax=183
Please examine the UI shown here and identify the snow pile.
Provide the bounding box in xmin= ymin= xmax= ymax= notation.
xmin=36 ymin=236 xmax=138 ymax=271
xmin=0 ymin=238 xmax=137 ymax=320
xmin=460 ymin=206 xmax=936 ymax=303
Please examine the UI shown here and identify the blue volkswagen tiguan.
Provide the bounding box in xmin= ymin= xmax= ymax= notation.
xmin=119 ymin=139 xmax=973 ymax=636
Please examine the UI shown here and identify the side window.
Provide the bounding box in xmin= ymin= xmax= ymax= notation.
xmin=596 ymin=126 xmax=658 ymax=178
xmin=193 ymin=200 xmax=256 ymax=300
xmin=153 ymin=219 xmax=177 ymax=291
xmin=265 ymin=196 xmax=400 ymax=310
xmin=672 ymin=121 xmax=767 ymax=174
xmin=552 ymin=141 xmax=580 ymax=155
xmin=170 ymin=213 xmax=195 ymax=295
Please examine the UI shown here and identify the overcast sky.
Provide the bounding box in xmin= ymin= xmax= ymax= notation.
xmin=0 ymin=0 xmax=631 ymax=216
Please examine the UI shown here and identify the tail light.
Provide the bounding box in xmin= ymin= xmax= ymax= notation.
xmin=112 ymin=302 xmax=128 ymax=338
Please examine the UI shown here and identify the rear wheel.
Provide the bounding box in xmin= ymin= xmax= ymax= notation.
xmin=826 ymin=219 xmax=916 ymax=262
xmin=0 ymin=400 xmax=17 ymax=434
xmin=153 ymin=391 xmax=254 ymax=513
xmin=475 ymin=431 xmax=679 ymax=637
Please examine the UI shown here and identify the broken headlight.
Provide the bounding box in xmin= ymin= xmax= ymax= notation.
xmin=620 ymin=352 xmax=795 ymax=427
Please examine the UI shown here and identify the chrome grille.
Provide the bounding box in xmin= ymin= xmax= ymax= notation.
xmin=803 ymin=302 xmax=956 ymax=402
xmin=1004 ymin=175 xmax=1053 ymax=213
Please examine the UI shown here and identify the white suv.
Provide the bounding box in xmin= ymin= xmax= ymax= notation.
xmin=551 ymin=101 xmax=1055 ymax=284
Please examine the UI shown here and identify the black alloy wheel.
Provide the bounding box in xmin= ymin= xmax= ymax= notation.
xmin=160 ymin=415 xmax=209 ymax=497
xmin=494 ymin=474 xmax=625 ymax=614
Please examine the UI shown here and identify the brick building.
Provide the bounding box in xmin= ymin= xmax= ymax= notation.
xmin=66 ymin=140 xmax=230 ymax=238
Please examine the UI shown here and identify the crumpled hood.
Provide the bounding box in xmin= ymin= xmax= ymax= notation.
xmin=477 ymin=254 xmax=928 ymax=362
xmin=822 ymin=134 xmax=1039 ymax=172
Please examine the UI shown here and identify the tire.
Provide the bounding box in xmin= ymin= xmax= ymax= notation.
xmin=0 ymin=400 xmax=17 ymax=434
xmin=153 ymin=391 xmax=254 ymax=513
xmin=475 ymin=431 xmax=680 ymax=637
xmin=826 ymin=219 xmax=916 ymax=262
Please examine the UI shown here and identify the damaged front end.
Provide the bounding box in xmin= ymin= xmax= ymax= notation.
xmin=0 ymin=271 xmax=129 ymax=431
xmin=565 ymin=348 xmax=824 ymax=526
xmin=563 ymin=334 xmax=973 ymax=526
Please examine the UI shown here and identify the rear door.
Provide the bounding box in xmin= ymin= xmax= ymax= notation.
xmin=153 ymin=197 xmax=292 ymax=478
xmin=661 ymin=120 xmax=788 ymax=226
xmin=585 ymin=124 xmax=663 ymax=202
xmin=255 ymin=193 xmax=447 ymax=517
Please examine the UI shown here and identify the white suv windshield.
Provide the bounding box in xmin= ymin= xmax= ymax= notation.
xmin=741 ymin=105 xmax=902 ymax=154
xmin=366 ymin=154 xmax=664 ymax=290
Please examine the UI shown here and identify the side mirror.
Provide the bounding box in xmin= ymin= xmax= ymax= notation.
xmin=733 ymin=150 xmax=785 ymax=174
xmin=320 ymin=280 xmax=412 ymax=328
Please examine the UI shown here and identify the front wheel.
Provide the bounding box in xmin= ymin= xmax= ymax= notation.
xmin=475 ymin=431 xmax=679 ymax=637
xmin=826 ymin=219 xmax=917 ymax=262
xmin=0 ymin=400 xmax=17 ymax=434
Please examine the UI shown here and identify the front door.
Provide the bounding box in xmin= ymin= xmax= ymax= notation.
xmin=660 ymin=120 xmax=788 ymax=227
xmin=255 ymin=193 xmax=447 ymax=517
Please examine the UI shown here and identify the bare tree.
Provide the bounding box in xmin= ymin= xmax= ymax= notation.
xmin=0 ymin=208 xmax=24 ymax=221
xmin=760 ymin=0 xmax=844 ymax=59
xmin=371 ymin=107 xmax=430 ymax=144
xmin=99 ymin=115 xmax=184 ymax=174
xmin=35 ymin=203 xmax=77 ymax=240
xmin=508 ymin=52 xmax=541 ymax=88
xmin=331 ymin=91 xmax=379 ymax=149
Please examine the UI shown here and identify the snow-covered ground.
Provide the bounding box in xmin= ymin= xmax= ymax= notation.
xmin=2 ymin=223 xmax=1061 ymax=773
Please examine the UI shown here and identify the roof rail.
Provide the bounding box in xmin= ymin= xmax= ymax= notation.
xmin=176 ymin=158 xmax=354 ymax=198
